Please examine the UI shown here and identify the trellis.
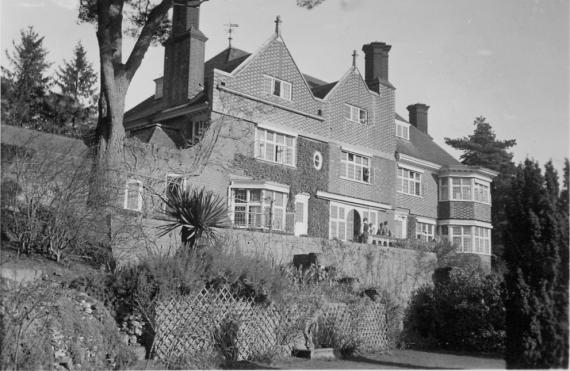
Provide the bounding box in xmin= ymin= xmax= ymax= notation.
xmin=153 ymin=286 xmax=388 ymax=362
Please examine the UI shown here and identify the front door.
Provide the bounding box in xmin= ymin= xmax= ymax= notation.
xmin=347 ymin=209 xmax=361 ymax=242
xmin=294 ymin=193 xmax=309 ymax=236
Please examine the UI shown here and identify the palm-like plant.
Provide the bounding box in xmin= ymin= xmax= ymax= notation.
xmin=158 ymin=187 xmax=230 ymax=249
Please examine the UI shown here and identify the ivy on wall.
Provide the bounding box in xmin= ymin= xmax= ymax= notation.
xmin=233 ymin=136 xmax=330 ymax=239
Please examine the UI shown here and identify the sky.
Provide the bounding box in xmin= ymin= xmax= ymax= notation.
xmin=1 ymin=0 xmax=569 ymax=171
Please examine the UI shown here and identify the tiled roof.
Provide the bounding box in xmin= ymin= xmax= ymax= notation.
xmin=396 ymin=116 xmax=459 ymax=167
xmin=204 ymin=47 xmax=250 ymax=74
xmin=303 ymin=74 xmax=329 ymax=89
xmin=311 ymin=81 xmax=338 ymax=99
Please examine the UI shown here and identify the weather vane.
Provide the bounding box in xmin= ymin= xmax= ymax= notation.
xmin=225 ymin=22 xmax=239 ymax=48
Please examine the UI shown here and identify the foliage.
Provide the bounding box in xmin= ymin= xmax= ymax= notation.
xmin=503 ymin=159 xmax=569 ymax=368
xmin=212 ymin=313 xmax=241 ymax=363
xmin=403 ymin=269 xmax=506 ymax=353
xmin=159 ymin=186 xmax=230 ymax=248
xmin=0 ymin=141 xmax=108 ymax=264
xmin=56 ymin=42 xmax=97 ymax=103
xmin=2 ymin=26 xmax=51 ymax=128
xmin=444 ymin=116 xmax=517 ymax=270
xmin=0 ymin=280 xmax=135 ymax=370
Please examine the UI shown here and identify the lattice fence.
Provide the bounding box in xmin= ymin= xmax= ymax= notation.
xmin=153 ymin=286 xmax=388 ymax=362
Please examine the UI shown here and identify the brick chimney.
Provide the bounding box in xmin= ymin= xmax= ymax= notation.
xmin=163 ymin=0 xmax=208 ymax=107
xmin=407 ymin=103 xmax=430 ymax=134
xmin=362 ymin=42 xmax=392 ymax=91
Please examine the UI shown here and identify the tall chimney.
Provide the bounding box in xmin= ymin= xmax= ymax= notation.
xmin=163 ymin=0 xmax=208 ymax=107
xmin=407 ymin=103 xmax=430 ymax=134
xmin=362 ymin=42 xmax=392 ymax=90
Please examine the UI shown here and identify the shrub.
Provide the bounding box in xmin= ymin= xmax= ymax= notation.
xmin=403 ymin=269 xmax=505 ymax=353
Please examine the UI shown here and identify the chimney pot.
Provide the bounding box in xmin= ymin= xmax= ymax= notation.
xmin=407 ymin=103 xmax=430 ymax=134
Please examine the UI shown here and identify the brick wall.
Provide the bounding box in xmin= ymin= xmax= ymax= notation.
xmin=438 ymin=201 xmax=492 ymax=222
xmin=396 ymin=169 xmax=438 ymax=219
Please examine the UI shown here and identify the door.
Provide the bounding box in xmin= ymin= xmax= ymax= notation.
xmin=294 ymin=193 xmax=309 ymax=236
xmin=347 ymin=209 xmax=361 ymax=242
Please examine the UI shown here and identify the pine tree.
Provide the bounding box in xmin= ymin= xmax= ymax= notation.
xmin=445 ymin=116 xmax=517 ymax=271
xmin=1 ymin=26 xmax=51 ymax=126
xmin=56 ymin=42 xmax=97 ymax=106
xmin=503 ymin=159 xmax=568 ymax=368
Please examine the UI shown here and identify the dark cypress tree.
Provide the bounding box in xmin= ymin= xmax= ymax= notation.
xmin=1 ymin=26 xmax=51 ymax=127
xmin=503 ymin=159 xmax=568 ymax=368
xmin=445 ymin=116 xmax=517 ymax=271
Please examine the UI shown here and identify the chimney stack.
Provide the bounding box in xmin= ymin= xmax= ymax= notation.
xmin=407 ymin=103 xmax=430 ymax=134
xmin=362 ymin=42 xmax=392 ymax=90
xmin=163 ymin=0 xmax=208 ymax=107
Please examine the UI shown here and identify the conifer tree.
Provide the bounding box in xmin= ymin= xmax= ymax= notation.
xmin=56 ymin=42 xmax=97 ymax=107
xmin=1 ymin=26 xmax=51 ymax=126
xmin=445 ymin=116 xmax=516 ymax=270
xmin=503 ymin=159 xmax=568 ymax=368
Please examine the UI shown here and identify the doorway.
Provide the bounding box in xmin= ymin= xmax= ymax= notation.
xmin=347 ymin=209 xmax=361 ymax=242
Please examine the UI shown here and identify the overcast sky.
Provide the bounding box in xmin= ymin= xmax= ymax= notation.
xmin=2 ymin=0 xmax=568 ymax=171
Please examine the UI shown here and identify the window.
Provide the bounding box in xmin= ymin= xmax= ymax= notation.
xmin=474 ymin=181 xmax=490 ymax=203
xmin=416 ymin=222 xmax=435 ymax=241
xmin=394 ymin=214 xmax=408 ymax=239
xmin=440 ymin=177 xmax=491 ymax=203
xmin=232 ymin=188 xmax=287 ymax=231
xmin=256 ymin=128 xmax=296 ymax=167
xmin=330 ymin=204 xmax=347 ymax=240
xmin=187 ymin=120 xmax=209 ymax=145
xmin=474 ymin=227 xmax=491 ymax=254
xmin=452 ymin=226 xmax=472 ymax=252
xmin=396 ymin=122 xmax=410 ymax=140
xmin=124 ymin=179 xmax=143 ymax=211
xmin=264 ymin=75 xmax=292 ymax=100
xmin=341 ymin=151 xmax=370 ymax=183
xmin=397 ymin=167 xmax=421 ymax=196
xmin=345 ymin=104 xmax=368 ymax=124
xmin=313 ymin=151 xmax=323 ymax=170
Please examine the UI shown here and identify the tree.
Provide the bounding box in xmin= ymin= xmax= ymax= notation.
xmin=56 ymin=42 xmax=98 ymax=104
xmin=1 ymin=26 xmax=51 ymax=127
xmin=77 ymin=0 xmax=326 ymax=203
xmin=445 ymin=116 xmax=517 ymax=270
xmin=47 ymin=42 xmax=98 ymax=132
xmin=503 ymin=159 xmax=568 ymax=368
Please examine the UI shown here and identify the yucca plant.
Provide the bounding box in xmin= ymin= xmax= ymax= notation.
xmin=158 ymin=187 xmax=230 ymax=249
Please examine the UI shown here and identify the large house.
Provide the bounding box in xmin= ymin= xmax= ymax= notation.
xmin=123 ymin=3 xmax=497 ymax=265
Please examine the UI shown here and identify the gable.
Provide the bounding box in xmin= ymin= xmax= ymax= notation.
xmin=223 ymin=36 xmax=321 ymax=116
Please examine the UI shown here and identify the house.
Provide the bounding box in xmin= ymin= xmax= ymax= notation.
xmin=123 ymin=2 xmax=497 ymax=266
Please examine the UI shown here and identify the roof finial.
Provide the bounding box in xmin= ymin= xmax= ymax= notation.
xmin=225 ymin=22 xmax=239 ymax=48
xmin=352 ymin=50 xmax=358 ymax=67
xmin=274 ymin=15 xmax=282 ymax=35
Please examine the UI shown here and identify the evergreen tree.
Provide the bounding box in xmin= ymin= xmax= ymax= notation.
xmin=56 ymin=42 xmax=97 ymax=106
xmin=445 ymin=116 xmax=517 ymax=270
xmin=503 ymin=159 xmax=568 ymax=368
xmin=1 ymin=26 xmax=51 ymax=127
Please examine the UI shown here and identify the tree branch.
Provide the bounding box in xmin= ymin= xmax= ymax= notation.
xmin=124 ymin=0 xmax=171 ymax=82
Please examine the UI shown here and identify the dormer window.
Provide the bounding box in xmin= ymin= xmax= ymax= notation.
xmin=346 ymin=104 xmax=368 ymax=124
xmin=264 ymin=75 xmax=292 ymax=100
xmin=396 ymin=122 xmax=410 ymax=140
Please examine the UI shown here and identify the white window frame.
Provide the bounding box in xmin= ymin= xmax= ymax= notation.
xmin=474 ymin=226 xmax=491 ymax=254
xmin=474 ymin=181 xmax=491 ymax=204
xmin=394 ymin=212 xmax=408 ymax=239
xmin=329 ymin=203 xmax=347 ymax=241
xmin=416 ymin=221 xmax=435 ymax=241
xmin=231 ymin=188 xmax=287 ymax=231
xmin=265 ymin=75 xmax=292 ymax=100
xmin=439 ymin=177 xmax=491 ymax=204
xmin=397 ymin=167 xmax=422 ymax=196
xmin=255 ymin=127 xmax=296 ymax=167
xmin=124 ymin=179 xmax=143 ymax=211
xmin=341 ymin=151 xmax=371 ymax=183
xmin=345 ymin=104 xmax=368 ymax=124
xmin=396 ymin=122 xmax=410 ymax=140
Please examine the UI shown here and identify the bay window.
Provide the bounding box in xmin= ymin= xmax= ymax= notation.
xmin=439 ymin=177 xmax=491 ymax=203
xmin=231 ymin=188 xmax=287 ymax=231
xmin=439 ymin=224 xmax=491 ymax=255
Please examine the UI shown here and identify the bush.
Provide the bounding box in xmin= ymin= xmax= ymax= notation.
xmin=403 ymin=269 xmax=505 ymax=353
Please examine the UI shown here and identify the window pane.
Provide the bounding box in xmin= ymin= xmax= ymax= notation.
xmin=276 ymin=134 xmax=285 ymax=144
xmin=282 ymin=82 xmax=291 ymax=100
xmin=235 ymin=189 xmax=247 ymax=203
xmin=234 ymin=206 xmax=246 ymax=226
xmin=249 ymin=189 xmax=261 ymax=202
xmin=339 ymin=207 xmax=345 ymax=219
xmin=273 ymin=79 xmax=281 ymax=96
xmin=331 ymin=205 xmax=338 ymax=218
xmin=331 ymin=221 xmax=338 ymax=238
xmin=338 ymin=222 xmax=346 ymax=240
xmin=266 ymin=143 xmax=275 ymax=161
xmin=273 ymin=192 xmax=284 ymax=207
xmin=249 ymin=206 xmax=262 ymax=227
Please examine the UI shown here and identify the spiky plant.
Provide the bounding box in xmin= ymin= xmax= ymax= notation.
xmin=158 ymin=187 xmax=229 ymax=249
